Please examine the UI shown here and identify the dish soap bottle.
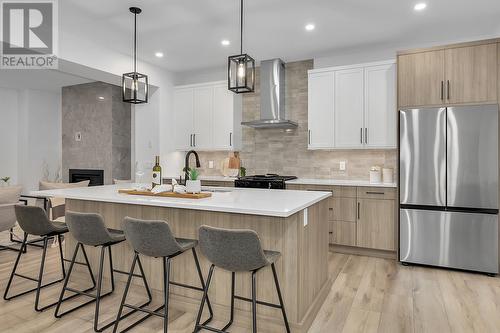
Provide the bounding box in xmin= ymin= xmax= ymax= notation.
xmin=152 ymin=156 xmax=162 ymax=188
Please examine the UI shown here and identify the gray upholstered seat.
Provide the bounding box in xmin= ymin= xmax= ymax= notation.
xmin=122 ymin=217 xmax=196 ymax=257
xmin=198 ymin=225 xmax=279 ymax=272
xmin=14 ymin=205 xmax=68 ymax=236
xmin=65 ymin=211 xmax=125 ymax=246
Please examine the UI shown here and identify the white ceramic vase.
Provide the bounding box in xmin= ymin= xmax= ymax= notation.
xmin=185 ymin=180 xmax=201 ymax=193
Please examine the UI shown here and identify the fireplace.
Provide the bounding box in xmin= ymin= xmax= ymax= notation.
xmin=69 ymin=169 xmax=104 ymax=186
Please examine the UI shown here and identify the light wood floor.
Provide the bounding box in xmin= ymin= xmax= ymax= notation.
xmin=1 ymin=240 xmax=500 ymax=333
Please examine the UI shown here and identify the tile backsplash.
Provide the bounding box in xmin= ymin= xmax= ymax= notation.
xmin=196 ymin=60 xmax=397 ymax=180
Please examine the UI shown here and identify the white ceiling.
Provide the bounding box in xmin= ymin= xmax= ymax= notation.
xmin=61 ymin=0 xmax=500 ymax=73
xmin=0 ymin=70 xmax=92 ymax=92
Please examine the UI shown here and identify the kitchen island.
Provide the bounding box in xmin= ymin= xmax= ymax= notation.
xmin=33 ymin=184 xmax=331 ymax=333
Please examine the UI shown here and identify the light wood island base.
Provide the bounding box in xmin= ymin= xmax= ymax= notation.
xmin=65 ymin=198 xmax=331 ymax=333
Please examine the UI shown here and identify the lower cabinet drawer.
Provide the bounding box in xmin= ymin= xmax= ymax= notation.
xmin=329 ymin=221 xmax=356 ymax=246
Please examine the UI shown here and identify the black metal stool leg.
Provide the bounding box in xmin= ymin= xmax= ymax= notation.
xmin=251 ymin=270 xmax=258 ymax=333
xmin=93 ymin=245 xmax=107 ymax=332
xmin=113 ymin=253 xmax=138 ymax=333
xmin=3 ymin=233 xmax=28 ymax=300
xmin=54 ymin=243 xmax=98 ymax=318
xmin=193 ymin=264 xmax=215 ymax=333
xmin=192 ymin=248 xmax=214 ymax=325
xmin=57 ymin=234 xmax=66 ymax=278
xmin=271 ymin=263 xmax=291 ymax=333
xmin=111 ymin=253 xmax=154 ymax=333
xmin=34 ymin=236 xmax=49 ymax=311
xmin=221 ymin=271 xmax=235 ymax=331
xmin=163 ymin=257 xmax=171 ymax=333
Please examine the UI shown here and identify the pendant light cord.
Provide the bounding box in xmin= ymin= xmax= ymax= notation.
xmin=134 ymin=11 xmax=137 ymax=74
xmin=240 ymin=0 xmax=243 ymax=55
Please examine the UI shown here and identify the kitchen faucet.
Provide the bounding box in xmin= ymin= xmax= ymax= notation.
xmin=184 ymin=150 xmax=201 ymax=184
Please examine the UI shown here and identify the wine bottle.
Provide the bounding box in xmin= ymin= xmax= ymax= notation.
xmin=152 ymin=156 xmax=162 ymax=188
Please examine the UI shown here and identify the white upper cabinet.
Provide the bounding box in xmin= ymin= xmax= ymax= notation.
xmin=308 ymin=72 xmax=334 ymax=149
xmin=173 ymin=81 xmax=242 ymax=151
xmin=307 ymin=60 xmax=396 ymax=149
xmin=364 ymin=64 xmax=396 ymax=148
xmin=213 ymin=85 xmax=235 ymax=150
xmin=173 ymin=88 xmax=194 ymax=151
xmin=193 ymin=87 xmax=213 ymax=150
xmin=334 ymin=68 xmax=364 ymax=148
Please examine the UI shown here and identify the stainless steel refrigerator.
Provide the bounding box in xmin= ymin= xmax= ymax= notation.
xmin=399 ymin=105 xmax=499 ymax=274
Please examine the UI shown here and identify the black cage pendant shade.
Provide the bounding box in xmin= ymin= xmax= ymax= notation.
xmin=228 ymin=0 xmax=255 ymax=94
xmin=123 ymin=7 xmax=148 ymax=104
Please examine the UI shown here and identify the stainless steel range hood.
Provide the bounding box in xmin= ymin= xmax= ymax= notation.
xmin=241 ymin=59 xmax=298 ymax=129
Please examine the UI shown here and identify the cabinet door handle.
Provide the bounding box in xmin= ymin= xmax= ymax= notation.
xmin=360 ymin=128 xmax=363 ymax=144
xmin=308 ymin=130 xmax=311 ymax=145
xmin=357 ymin=202 xmax=360 ymax=220
xmin=328 ymin=208 xmax=333 ymax=211
xmin=447 ymin=80 xmax=450 ymax=100
xmin=364 ymin=128 xmax=368 ymax=144
xmin=190 ymin=134 xmax=193 ymax=147
xmin=366 ymin=191 xmax=385 ymax=195
xmin=193 ymin=134 xmax=196 ymax=147
xmin=441 ymin=81 xmax=444 ymax=100
xmin=229 ymin=132 xmax=232 ymax=146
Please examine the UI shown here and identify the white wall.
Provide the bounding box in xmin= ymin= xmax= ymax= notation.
xmin=0 ymin=89 xmax=19 ymax=185
xmin=0 ymin=88 xmax=62 ymax=191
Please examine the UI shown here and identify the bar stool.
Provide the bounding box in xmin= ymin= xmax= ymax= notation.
xmin=54 ymin=211 xmax=152 ymax=332
xmin=194 ymin=225 xmax=290 ymax=333
xmin=112 ymin=217 xmax=213 ymax=333
xmin=4 ymin=205 xmax=71 ymax=311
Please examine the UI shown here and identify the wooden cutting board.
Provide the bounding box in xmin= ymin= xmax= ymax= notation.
xmin=118 ymin=189 xmax=212 ymax=199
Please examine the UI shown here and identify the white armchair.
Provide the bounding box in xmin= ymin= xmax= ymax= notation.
xmin=0 ymin=186 xmax=22 ymax=251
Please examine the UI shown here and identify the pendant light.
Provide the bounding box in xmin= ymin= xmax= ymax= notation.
xmin=122 ymin=7 xmax=148 ymax=104
xmin=228 ymin=0 xmax=255 ymax=93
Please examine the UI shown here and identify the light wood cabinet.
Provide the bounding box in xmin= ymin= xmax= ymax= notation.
xmin=398 ymin=50 xmax=445 ymax=108
xmin=356 ymin=197 xmax=395 ymax=251
xmin=445 ymin=44 xmax=497 ymax=104
xmin=288 ymin=184 xmax=396 ymax=252
xmin=398 ymin=41 xmax=498 ymax=108
xmin=329 ymin=221 xmax=356 ymax=246
xmin=173 ymin=81 xmax=242 ymax=151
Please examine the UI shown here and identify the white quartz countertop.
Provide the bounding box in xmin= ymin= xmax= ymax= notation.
xmin=31 ymin=184 xmax=331 ymax=218
xmin=287 ymin=178 xmax=397 ymax=188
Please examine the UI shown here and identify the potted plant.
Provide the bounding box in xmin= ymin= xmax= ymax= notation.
xmin=185 ymin=169 xmax=201 ymax=193
xmin=1 ymin=177 xmax=10 ymax=187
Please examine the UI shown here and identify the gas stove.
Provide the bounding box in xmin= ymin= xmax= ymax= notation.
xmin=235 ymin=174 xmax=297 ymax=189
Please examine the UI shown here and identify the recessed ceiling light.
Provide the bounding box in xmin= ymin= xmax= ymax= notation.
xmin=155 ymin=52 xmax=164 ymax=58
xmin=221 ymin=39 xmax=230 ymax=46
xmin=305 ymin=23 xmax=315 ymax=31
xmin=414 ymin=3 xmax=427 ymax=11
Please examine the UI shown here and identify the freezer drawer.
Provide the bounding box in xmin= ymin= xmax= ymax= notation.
xmin=400 ymin=209 xmax=498 ymax=273
xmin=447 ymin=105 xmax=498 ymax=210
xmin=399 ymin=108 xmax=446 ymax=206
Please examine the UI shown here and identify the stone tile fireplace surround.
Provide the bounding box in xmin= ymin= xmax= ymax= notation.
xmin=62 ymin=82 xmax=131 ymax=185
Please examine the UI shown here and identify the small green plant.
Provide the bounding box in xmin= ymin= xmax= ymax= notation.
xmin=189 ymin=168 xmax=199 ymax=181
xmin=239 ymin=167 xmax=246 ymax=177
xmin=1 ymin=176 xmax=10 ymax=183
